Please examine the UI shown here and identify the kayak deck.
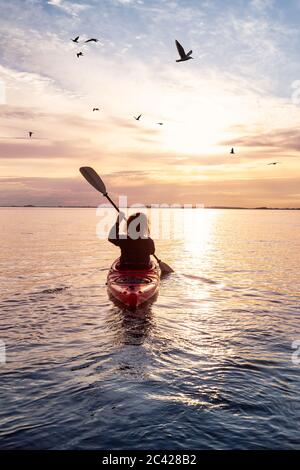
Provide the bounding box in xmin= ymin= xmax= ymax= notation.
xmin=107 ymin=258 xmax=161 ymax=309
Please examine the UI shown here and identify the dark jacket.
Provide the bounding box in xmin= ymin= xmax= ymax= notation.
xmin=108 ymin=219 xmax=155 ymax=269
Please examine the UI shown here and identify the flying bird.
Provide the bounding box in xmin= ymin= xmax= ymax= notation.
xmin=71 ymin=36 xmax=80 ymax=43
xmin=85 ymin=38 xmax=99 ymax=43
xmin=175 ymin=40 xmax=193 ymax=62
xmin=29 ymin=132 xmax=33 ymax=138
xmin=157 ymin=122 xmax=163 ymax=125
xmin=268 ymin=162 xmax=280 ymax=165
xmin=93 ymin=108 xmax=100 ymax=112
xmin=77 ymin=52 xmax=83 ymax=58
xmin=230 ymin=148 xmax=235 ymax=154
xmin=134 ymin=114 xmax=142 ymax=121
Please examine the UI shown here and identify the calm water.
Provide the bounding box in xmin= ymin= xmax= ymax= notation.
xmin=0 ymin=208 xmax=299 ymax=450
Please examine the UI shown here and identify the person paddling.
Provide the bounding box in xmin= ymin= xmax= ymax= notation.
xmin=79 ymin=166 xmax=173 ymax=274
xmin=108 ymin=212 xmax=155 ymax=270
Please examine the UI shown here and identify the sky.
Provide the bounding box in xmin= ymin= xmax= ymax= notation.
xmin=0 ymin=0 xmax=300 ymax=207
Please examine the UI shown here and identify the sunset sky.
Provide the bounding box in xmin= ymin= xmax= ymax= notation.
xmin=0 ymin=0 xmax=300 ymax=207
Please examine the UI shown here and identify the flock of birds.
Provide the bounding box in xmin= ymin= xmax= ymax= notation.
xmin=71 ymin=35 xmax=99 ymax=58
xmin=26 ymin=38 xmax=281 ymax=166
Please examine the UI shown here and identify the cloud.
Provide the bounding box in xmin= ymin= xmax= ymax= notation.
xmin=250 ymin=0 xmax=274 ymax=11
xmin=221 ymin=127 xmax=300 ymax=152
xmin=0 ymin=107 xmax=44 ymax=120
xmin=47 ymin=0 xmax=91 ymax=16
xmin=115 ymin=0 xmax=139 ymax=4
xmin=0 ymin=139 xmax=91 ymax=159
xmin=1 ymin=174 xmax=299 ymax=208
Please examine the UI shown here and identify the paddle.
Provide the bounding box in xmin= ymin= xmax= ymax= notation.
xmin=79 ymin=166 xmax=174 ymax=274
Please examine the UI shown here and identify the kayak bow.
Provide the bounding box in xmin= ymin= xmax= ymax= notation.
xmin=107 ymin=258 xmax=161 ymax=308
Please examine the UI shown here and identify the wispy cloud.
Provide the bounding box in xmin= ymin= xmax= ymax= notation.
xmin=250 ymin=0 xmax=274 ymax=11
xmin=221 ymin=127 xmax=300 ymax=153
xmin=1 ymin=174 xmax=299 ymax=208
xmin=115 ymin=0 xmax=140 ymax=4
xmin=47 ymin=0 xmax=91 ymax=16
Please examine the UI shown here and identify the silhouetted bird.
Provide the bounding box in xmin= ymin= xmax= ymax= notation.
xmin=157 ymin=122 xmax=163 ymax=125
xmin=29 ymin=132 xmax=33 ymax=138
xmin=72 ymin=36 xmax=80 ymax=43
xmin=85 ymin=38 xmax=99 ymax=43
xmin=230 ymin=148 xmax=235 ymax=154
xmin=93 ymin=108 xmax=100 ymax=111
xmin=268 ymin=162 xmax=280 ymax=165
xmin=77 ymin=52 xmax=83 ymax=58
xmin=175 ymin=40 xmax=193 ymax=62
xmin=134 ymin=114 xmax=142 ymax=121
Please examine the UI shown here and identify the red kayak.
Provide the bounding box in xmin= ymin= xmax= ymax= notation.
xmin=107 ymin=258 xmax=161 ymax=309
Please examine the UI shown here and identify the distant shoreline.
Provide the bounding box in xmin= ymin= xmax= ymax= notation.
xmin=1 ymin=206 xmax=299 ymax=210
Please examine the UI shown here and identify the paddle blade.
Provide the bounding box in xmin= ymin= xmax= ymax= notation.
xmin=159 ymin=261 xmax=174 ymax=274
xmin=79 ymin=167 xmax=107 ymax=195
xmin=158 ymin=259 xmax=174 ymax=274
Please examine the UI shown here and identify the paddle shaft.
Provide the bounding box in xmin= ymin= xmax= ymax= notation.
xmin=104 ymin=193 xmax=120 ymax=213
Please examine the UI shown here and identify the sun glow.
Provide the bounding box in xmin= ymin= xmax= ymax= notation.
xmin=159 ymin=83 xmax=262 ymax=155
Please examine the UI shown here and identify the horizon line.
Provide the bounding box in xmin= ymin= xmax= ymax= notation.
xmin=0 ymin=205 xmax=299 ymax=210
